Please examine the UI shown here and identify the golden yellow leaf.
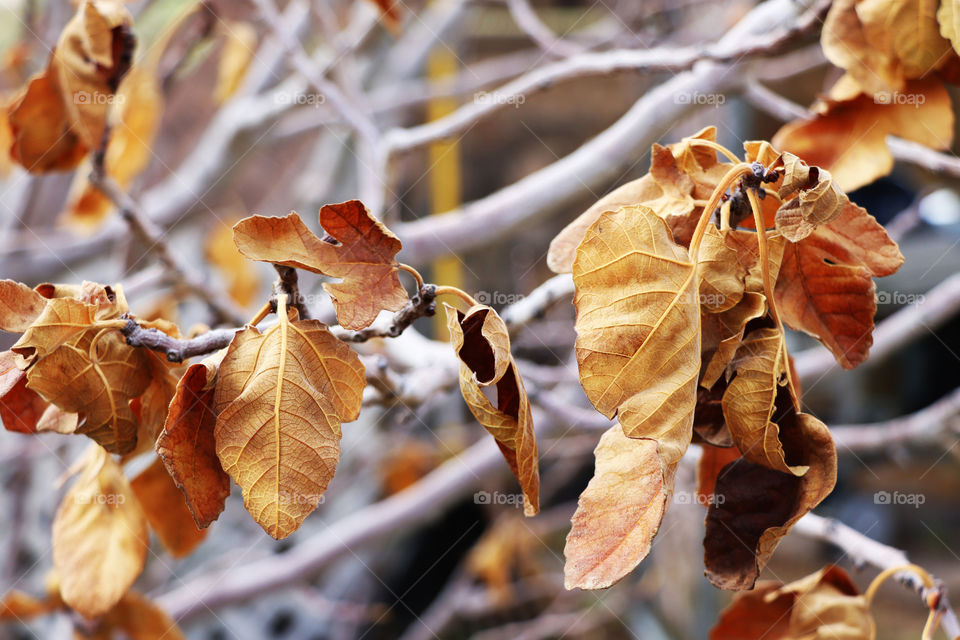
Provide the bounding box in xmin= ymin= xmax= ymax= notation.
xmin=215 ymin=21 xmax=257 ymax=104
xmin=156 ymin=358 xmax=230 ymax=529
xmin=7 ymin=72 xmax=87 ymax=172
xmin=700 ymin=292 xmax=767 ymax=390
xmin=697 ymin=225 xmax=746 ymax=313
xmin=822 ymin=0 xmax=904 ymax=95
xmin=206 ymin=217 xmax=260 ymax=308
xmin=233 ymin=202 xmax=409 ymax=330
xmin=563 ymin=425 xmax=673 ymax=589
xmin=775 ymin=153 xmax=849 ymax=242
xmin=131 ymin=458 xmax=207 ymax=558
xmin=939 ymin=0 xmax=960 ymax=56
xmin=573 ymin=205 xmax=699 ymax=468
xmin=53 ymin=446 xmax=148 ymax=618
xmin=772 ymin=78 xmax=953 ymax=191
xmin=722 ymin=328 xmax=807 ymax=475
xmin=445 ymin=303 xmax=539 ymax=516
xmin=13 ymin=294 xmax=122 ymax=361
xmin=214 ymin=299 xmax=365 ymax=538
xmin=26 ymin=328 xmax=152 ymax=454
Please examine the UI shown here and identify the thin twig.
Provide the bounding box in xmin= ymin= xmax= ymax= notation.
xmin=273 ymin=265 xmax=309 ymax=320
xmin=336 ymin=285 xmax=438 ymax=342
xmin=87 ymin=165 xmax=246 ymax=326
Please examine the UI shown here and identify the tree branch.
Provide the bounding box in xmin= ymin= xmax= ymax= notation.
xmin=120 ymin=320 xmax=238 ymax=363
xmin=87 ymin=167 xmax=246 ymax=326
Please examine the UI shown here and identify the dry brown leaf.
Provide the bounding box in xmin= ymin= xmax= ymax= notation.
xmin=775 ymin=153 xmax=849 ymax=242
xmin=233 ymin=202 xmax=409 ymax=330
xmin=696 ymin=444 xmax=741 ymax=506
xmin=27 ymin=328 xmax=152 ymax=454
xmin=8 ymin=1 xmax=134 ymax=173
xmin=131 ymin=458 xmax=207 ymax=558
xmin=857 ymin=0 xmax=951 ymax=79
xmin=563 ymin=425 xmax=673 ymax=589
xmin=697 ymin=225 xmax=746 ymax=313
xmin=61 ymin=64 xmax=162 ymax=231
xmin=722 ymin=328 xmax=807 ymax=475
xmin=775 ymin=202 xmax=903 ymax=369
xmin=1 ymin=350 xmax=48 ymax=434
xmin=54 ymin=446 xmax=148 ymax=618
xmin=12 ymin=293 xmax=123 ymax=361
xmin=772 ymin=78 xmax=953 ymax=192
xmin=700 ymin=292 xmax=767 ymax=390
xmin=215 ymin=21 xmax=257 ymax=104
xmin=822 ymin=0 xmax=904 ymax=96
xmin=710 ymin=566 xmax=874 ymax=639
xmin=214 ymin=302 xmax=365 ymax=538
xmin=0 ymin=589 xmax=63 ymax=622
xmin=78 ymin=591 xmax=185 ymax=640
xmin=206 ymin=217 xmax=260 ymax=308
xmin=446 ymin=303 xmax=539 ymax=516
xmin=547 ymin=173 xmax=661 ymax=274
xmin=36 ymin=404 xmax=80 ymax=434
xmin=0 ymin=280 xmax=48 ymax=332
xmin=940 ymin=0 xmax=960 ymax=56
xmin=704 ymin=413 xmax=837 ymax=590
xmin=156 ymin=358 xmax=230 ymax=529
xmin=573 ymin=205 xmax=699 ymax=468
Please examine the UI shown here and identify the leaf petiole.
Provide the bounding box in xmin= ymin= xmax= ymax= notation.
xmin=434 ymin=285 xmax=478 ymax=309
xmin=683 ymin=138 xmax=742 ymax=164
xmin=248 ymin=302 xmax=273 ymax=327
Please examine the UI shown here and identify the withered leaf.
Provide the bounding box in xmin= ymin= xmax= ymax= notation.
xmin=697 ymin=226 xmax=746 ymax=314
xmin=1 ymin=350 xmax=48 ymax=434
xmin=775 ymin=153 xmax=849 ymax=242
xmin=696 ymin=444 xmax=741 ymax=505
xmin=710 ymin=566 xmax=874 ymax=639
xmin=704 ymin=413 xmax=837 ymax=590
xmin=0 ymin=280 xmax=47 ymax=333
xmin=27 ymin=329 xmax=152 ymax=454
xmin=215 ymin=21 xmax=257 ymax=104
xmin=821 ymin=0 xmax=903 ymax=96
xmin=79 ymin=590 xmax=185 ymax=640
xmin=53 ymin=446 xmax=148 ymax=618
xmin=13 ymin=294 xmax=122 ymax=361
xmin=131 ymin=458 xmax=207 ymax=558
xmin=857 ymin=0 xmax=951 ymax=80
xmin=206 ymin=217 xmax=260 ymax=308
xmin=156 ymin=358 xmax=230 ymax=529
xmin=573 ymin=205 xmax=699 ymax=468
xmin=8 ymin=0 xmax=134 ymax=173
xmin=214 ymin=300 xmax=365 ymax=538
xmin=233 ymin=202 xmax=408 ymax=330
xmin=445 ymin=303 xmax=539 ymax=516
xmin=775 ymin=202 xmax=903 ymax=369
xmin=564 ymin=425 xmax=673 ymax=589
xmin=0 ymin=589 xmax=63 ymax=622
xmin=772 ymin=78 xmax=953 ymax=192
xmin=722 ymin=328 xmax=807 ymax=475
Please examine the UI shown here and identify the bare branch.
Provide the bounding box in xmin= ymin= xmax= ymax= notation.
xmin=88 ymin=167 xmax=246 ymax=326
xmin=120 ymin=319 xmax=238 ymax=363
xmin=830 ymin=387 xmax=960 ymax=452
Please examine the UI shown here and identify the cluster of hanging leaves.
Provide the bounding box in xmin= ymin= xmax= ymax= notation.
xmin=773 ymin=0 xmax=958 ymax=191
xmin=0 ymin=201 xmax=540 ymax=628
xmin=547 ymin=128 xmax=903 ymax=591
